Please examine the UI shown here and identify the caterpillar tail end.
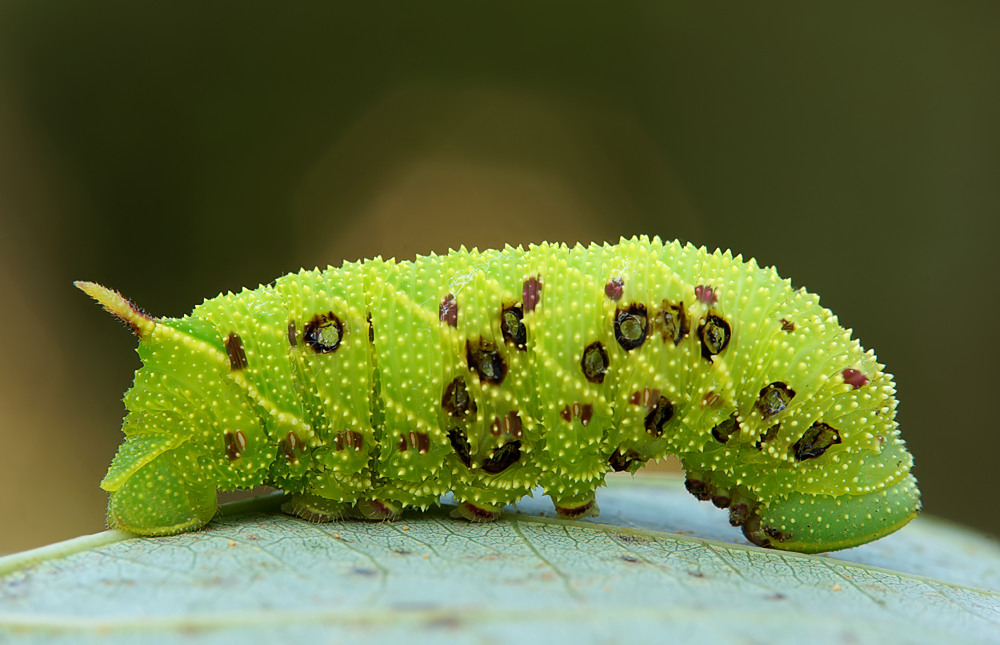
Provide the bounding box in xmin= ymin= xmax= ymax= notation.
xmin=75 ymin=280 xmax=156 ymax=338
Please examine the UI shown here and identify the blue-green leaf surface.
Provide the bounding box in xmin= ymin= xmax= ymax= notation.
xmin=1 ymin=474 xmax=997 ymax=644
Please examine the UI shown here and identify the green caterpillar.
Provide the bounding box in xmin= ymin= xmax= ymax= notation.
xmin=77 ymin=236 xmax=919 ymax=553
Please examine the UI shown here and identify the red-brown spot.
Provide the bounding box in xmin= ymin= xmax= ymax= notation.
xmin=224 ymin=333 xmax=249 ymax=371
xmin=279 ymin=431 xmax=300 ymax=463
xmin=604 ymin=277 xmax=624 ymax=301
xmin=522 ymin=276 xmax=542 ymax=312
xmin=224 ymin=430 xmax=247 ymax=461
xmin=335 ymin=430 xmax=364 ymax=452
xmin=695 ymin=285 xmax=718 ymax=305
xmin=780 ymin=318 xmax=795 ymax=332
xmin=439 ymin=294 xmax=458 ymax=327
xmin=841 ymin=368 xmax=869 ymax=389
xmin=406 ymin=431 xmax=430 ymax=454
xmin=287 ymin=321 xmax=297 ymax=347
xmin=503 ymin=411 xmax=524 ymax=438
xmin=580 ymin=404 xmax=593 ymax=427
xmin=560 ymin=406 xmax=572 ymax=422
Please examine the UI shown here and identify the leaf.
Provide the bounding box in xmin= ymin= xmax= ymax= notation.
xmin=1 ymin=474 xmax=997 ymax=644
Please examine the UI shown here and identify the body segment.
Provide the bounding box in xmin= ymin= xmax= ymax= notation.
xmin=78 ymin=237 xmax=919 ymax=552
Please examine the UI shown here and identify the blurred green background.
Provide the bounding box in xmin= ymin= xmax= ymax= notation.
xmin=1 ymin=2 xmax=997 ymax=553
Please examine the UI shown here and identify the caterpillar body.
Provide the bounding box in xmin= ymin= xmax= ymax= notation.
xmin=77 ymin=236 xmax=919 ymax=553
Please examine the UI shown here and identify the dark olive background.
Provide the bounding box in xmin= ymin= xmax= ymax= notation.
xmin=1 ymin=2 xmax=997 ymax=553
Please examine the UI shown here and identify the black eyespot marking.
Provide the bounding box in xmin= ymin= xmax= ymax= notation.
xmin=304 ymin=312 xmax=343 ymax=354
xmin=224 ymin=430 xmax=247 ymax=461
xmin=755 ymin=424 xmax=781 ymax=450
xmin=698 ymin=314 xmax=731 ymax=361
xmin=756 ymin=382 xmax=796 ymax=419
xmin=605 ymin=277 xmax=624 ymax=301
xmin=467 ymin=339 xmax=507 ymax=384
xmin=580 ymin=341 xmax=609 ymax=384
xmin=287 ymin=321 xmax=297 ymax=347
xmin=366 ymin=312 xmax=374 ymax=343
xmin=224 ymin=332 xmax=248 ymax=370
xmin=448 ymin=428 xmax=472 ymax=468
xmin=780 ymin=318 xmax=795 ymax=332
xmin=481 ymin=440 xmax=521 ymax=474
xmin=658 ymin=301 xmax=688 ymax=345
xmin=440 ymin=294 xmax=458 ymax=327
xmin=711 ymin=413 xmax=740 ymax=444
xmin=522 ymin=276 xmax=542 ymax=312
xmin=442 ymin=377 xmax=477 ymax=418
xmin=500 ymin=304 xmax=527 ymax=350
xmin=792 ymin=422 xmax=842 ymax=461
xmin=644 ymin=396 xmax=674 ymax=437
xmin=614 ymin=303 xmax=648 ymax=351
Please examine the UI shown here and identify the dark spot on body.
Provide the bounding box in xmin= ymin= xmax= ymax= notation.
xmin=279 ymin=431 xmax=300 ymax=463
xmin=755 ymin=424 xmax=781 ymax=450
xmin=224 ymin=333 xmax=249 ymax=370
xmin=442 ymin=377 xmax=476 ymax=417
xmin=481 ymin=440 xmax=521 ymax=474
xmin=756 ymin=382 xmax=795 ymax=419
xmin=608 ymin=447 xmax=642 ymax=472
xmin=711 ymin=495 xmax=731 ymax=509
xmin=614 ymin=303 xmax=649 ymax=351
xmin=503 ymin=411 xmax=524 ymax=437
xmin=644 ymin=396 xmax=674 ymax=437
xmin=580 ymin=341 xmax=609 ymax=384
xmin=224 ymin=430 xmax=247 ymax=461
xmin=579 ymin=404 xmax=593 ymax=427
xmin=605 ymin=277 xmax=624 ymax=301
xmin=792 ymin=422 xmax=842 ymax=461
xmin=406 ymin=431 xmax=430 ymax=454
xmin=439 ymin=294 xmax=458 ymax=327
xmin=459 ymin=501 xmax=499 ymax=521
xmin=467 ymin=339 xmax=507 ymax=384
xmin=698 ymin=314 xmax=731 ymax=361
xmin=780 ymin=318 xmax=795 ymax=332
xmin=560 ymin=406 xmax=572 ymax=422
xmin=335 ymin=430 xmax=364 ymax=452
xmin=684 ymin=477 xmax=712 ymax=501
xmin=842 ymin=368 xmax=869 ymax=389
xmin=500 ymin=305 xmax=527 ymax=349
xmin=711 ymin=413 xmax=740 ymax=444
xmin=304 ymin=312 xmax=343 ymax=354
xmin=657 ymin=301 xmax=688 ymax=345
xmin=695 ymin=285 xmax=718 ymax=305
xmin=555 ymin=499 xmax=596 ymax=519
xmin=522 ymin=276 xmax=542 ymax=312
xmin=448 ymin=428 xmax=472 ymax=468
xmin=351 ymin=567 xmax=378 ymax=577
xmin=366 ymin=312 xmax=373 ymax=343
xmin=729 ymin=503 xmax=750 ymax=527
xmin=287 ymin=321 xmax=297 ymax=347
xmin=763 ymin=526 xmax=792 ymax=542
xmin=620 ymin=555 xmax=640 ymax=564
